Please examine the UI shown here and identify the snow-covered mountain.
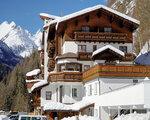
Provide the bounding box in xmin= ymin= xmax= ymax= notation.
xmin=0 ymin=40 xmax=20 ymax=66
xmin=0 ymin=40 xmax=21 ymax=80
xmin=31 ymin=29 xmax=42 ymax=49
xmin=0 ymin=21 xmax=42 ymax=57
xmin=0 ymin=21 xmax=42 ymax=80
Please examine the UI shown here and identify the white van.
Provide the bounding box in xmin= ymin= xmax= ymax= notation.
xmin=18 ymin=115 xmax=47 ymax=120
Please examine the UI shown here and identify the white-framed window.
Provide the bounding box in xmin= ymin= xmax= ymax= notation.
xmin=46 ymin=91 xmax=52 ymax=100
xmin=78 ymin=45 xmax=86 ymax=52
xmin=94 ymin=109 xmax=98 ymax=117
xmin=89 ymin=85 xmax=92 ymax=96
xmin=84 ymin=65 xmax=90 ymax=71
xmin=82 ymin=26 xmax=90 ymax=32
xmin=83 ymin=87 xmax=86 ymax=97
xmin=72 ymin=88 xmax=78 ymax=97
xmin=104 ymin=27 xmax=112 ymax=32
xmin=94 ymin=83 xmax=98 ymax=95
xmin=119 ymin=46 xmax=127 ymax=53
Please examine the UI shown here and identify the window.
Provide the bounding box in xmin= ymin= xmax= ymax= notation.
xmin=82 ymin=26 xmax=90 ymax=32
xmin=133 ymin=79 xmax=138 ymax=84
xmin=104 ymin=27 xmax=112 ymax=32
xmin=94 ymin=83 xmax=98 ymax=95
xmin=83 ymin=87 xmax=86 ymax=97
xmin=93 ymin=45 xmax=97 ymax=52
xmin=46 ymin=91 xmax=52 ymax=100
xmin=119 ymin=46 xmax=127 ymax=53
xmin=72 ymin=88 xmax=77 ymax=97
xmin=84 ymin=65 xmax=90 ymax=71
xmin=78 ymin=45 xmax=86 ymax=52
xmin=89 ymin=85 xmax=92 ymax=96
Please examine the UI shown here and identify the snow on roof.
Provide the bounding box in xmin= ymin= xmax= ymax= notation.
xmin=70 ymin=96 xmax=95 ymax=111
xmin=144 ymin=77 xmax=150 ymax=81
xmin=92 ymin=45 xmax=125 ymax=57
xmin=43 ymin=96 xmax=96 ymax=111
xmin=114 ymin=113 xmax=150 ymax=120
xmin=62 ymin=115 xmax=99 ymax=120
xmin=43 ymin=101 xmax=71 ymax=111
xmin=39 ymin=13 xmax=60 ymax=20
xmin=30 ymin=80 xmax=48 ymax=93
xmin=26 ymin=79 xmax=42 ymax=83
xmin=47 ymin=4 xmax=140 ymax=29
xmin=26 ymin=69 xmax=41 ymax=77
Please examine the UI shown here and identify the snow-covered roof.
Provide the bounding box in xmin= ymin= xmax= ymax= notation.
xmin=92 ymin=45 xmax=125 ymax=57
xmin=39 ymin=13 xmax=60 ymax=20
xmin=26 ymin=69 xmax=41 ymax=77
xmin=43 ymin=96 xmax=95 ymax=111
xmin=114 ymin=113 xmax=150 ymax=120
xmin=26 ymin=79 xmax=42 ymax=83
xmin=62 ymin=115 xmax=99 ymax=120
xmin=70 ymin=96 xmax=95 ymax=111
xmin=47 ymin=4 xmax=140 ymax=28
xmin=30 ymin=80 xmax=48 ymax=93
xmin=43 ymin=101 xmax=71 ymax=111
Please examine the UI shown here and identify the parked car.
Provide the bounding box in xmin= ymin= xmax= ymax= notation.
xmin=18 ymin=115 xmax=47 ymax=120
xmin=7 ymin=112 xmax=27 ymax=120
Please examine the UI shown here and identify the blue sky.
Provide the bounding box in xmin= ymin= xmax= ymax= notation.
xmin=0 ymin=0 xmax=106 ymax=33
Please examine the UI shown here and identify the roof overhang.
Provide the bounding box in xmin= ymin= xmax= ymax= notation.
xmin=92 ymin=45 xmax=125 ymax=60
xmin=46 ymin=4 xmax=140 ymax=30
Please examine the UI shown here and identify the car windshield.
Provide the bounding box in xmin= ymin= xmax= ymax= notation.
xmin=20 ymin=117 xmax=30 ymax=120
xmin=32 ymin=117 xmax=41 ymax=120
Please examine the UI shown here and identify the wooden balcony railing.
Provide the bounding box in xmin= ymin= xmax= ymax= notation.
xmin=74 ymin=32 xmax=129 ymax=42
xmin=83 ymin=65 xmax=150 ymax=81
xmin=77 ymin=52 xmax=134 ymax=61
xmin=78 ymin=52 xmax=92 ymax=60
xmin=48 ymin=72 xmax=82 ymax=82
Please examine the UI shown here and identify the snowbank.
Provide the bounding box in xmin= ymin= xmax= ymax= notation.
xmin=0 ymin=115 xmax=8 ymax=120
xmin=114 ymin=113 xmax=150 ymax=120
xmin=61 ymin=115 xmax=99 ymax=120
xmin=26 ymin=69 xmax=40 ymax=77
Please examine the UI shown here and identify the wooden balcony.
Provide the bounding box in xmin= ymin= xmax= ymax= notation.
xmin=78 ymin=52 xmax=92 ymax=60
xmin=77 ymin=52 xmax=134 ymax=61
xmin=74 ymin=32 xmax=129 ymax=42
xmin=48 ymin=72 xmax=82 ymax=82
xmin=83 ymin=65 xmax=150 ymax=81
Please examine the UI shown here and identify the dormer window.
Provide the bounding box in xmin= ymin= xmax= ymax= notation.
xmin=82 ymin=26 xmax=90 ymax=32
xmin=104 ymin=27 xmax=112 ymax=33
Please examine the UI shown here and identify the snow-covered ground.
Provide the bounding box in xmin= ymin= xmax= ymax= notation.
xmin=61 ymin=115 xmax=99 ymax=120
xmin=0 ymin=115 xmax=8 ymax=120
xmin=114 ymin=113 xmax=150 ymax=120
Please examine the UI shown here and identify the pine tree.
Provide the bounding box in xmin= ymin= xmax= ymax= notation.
xmin=0 ymin=51 xmax=40 ymax=111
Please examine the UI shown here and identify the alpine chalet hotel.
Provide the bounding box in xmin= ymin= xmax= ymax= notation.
xmin=26 ymin=4 xmax=150 ymax=120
